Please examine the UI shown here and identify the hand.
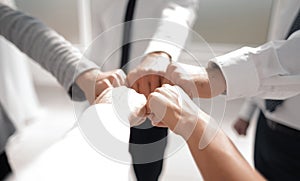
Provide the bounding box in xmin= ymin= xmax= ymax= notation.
xmin=76 ymin=69 xmax=126 ymax=104
xmin=166 ymin=62 xmax=208 ymax=98
xmin=233 ymin=118 xmax=249 ymax=136
xmin=94 ymin=86 xmax=147 ymax=127
xmin=127 ymin=52 xmax=172 ymax=100
xmin=166 ymin=62 xmax=226 ymax=98
xmin=147 ymin=84 xmax=202 ymax=140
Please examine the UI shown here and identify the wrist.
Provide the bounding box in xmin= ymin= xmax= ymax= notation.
xmin=173 ymin=114 xmax=200 ymax=141
xmin=205 ymin=64 xmax=226 ymax=97
xmin=185 ymin=118 xmax=204 ymax=144
xmin=187 ymin=113 xmax=219 ymax=149
xmin=76 ymin=69 xmax=102 ymax=102
xmin=138 ymin=51 xmax=172 ymax=73
xmin=147 ymin=51 xmax=172 ymax=60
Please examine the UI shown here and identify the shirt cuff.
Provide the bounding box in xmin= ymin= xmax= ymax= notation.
xmin=209 ymin=47 xmax=260 ymax=100
xmin=144 ymin=19 xmax=190 ymax=62
xmin=68 ymin=59 xmax=99 ymax=101
xmin=144 ymin=40 xmax=181 ymax=62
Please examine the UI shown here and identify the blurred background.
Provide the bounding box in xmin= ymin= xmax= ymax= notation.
xmin=3 ymin=0 xmax=274 ymax=180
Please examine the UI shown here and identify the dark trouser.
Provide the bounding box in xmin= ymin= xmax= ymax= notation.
xmin=0 ymin=151 xmax=12 ymax=180
xmin=254 ymin=112 xmax=300 ymax=181
xmin=129 ymin=120 xmax=168 ymax=181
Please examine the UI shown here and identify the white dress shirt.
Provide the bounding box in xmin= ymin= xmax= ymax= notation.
xmin=221 ymin=0 xmax=300 ymax=130
xmin=88 ymin=0 xmax=198 ymax=71
xmin=210 ymin=0 xmax=300 ymax=100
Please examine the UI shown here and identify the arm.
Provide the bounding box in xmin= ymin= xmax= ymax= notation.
xmin=187 ymin=120 xmax=264 ymax=180
xmin=166 ymin=31 xmax=300 ymax=100
xmin=147 ymin=85 xmax=265 ymax=180
xmin=209 ymin=31 xmax=300 ymax=100
xmin=127 ymin=1 xmax=199 ymax=97
xmin=144 ymin=0 xmax=199 ymax=61
xmin=165 ymin=62 xmax=226 ymax=98
xmin=0 ymin=4 xmax=125 ymax=102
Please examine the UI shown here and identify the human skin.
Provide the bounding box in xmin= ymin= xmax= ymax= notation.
xmin=147 ymin=85 xmax=265 ymax=181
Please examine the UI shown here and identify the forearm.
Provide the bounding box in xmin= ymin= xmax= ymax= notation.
xmin=189 ymin=64 xmax=226 ymax=98
xmin=0 ymin=4 xmax=98 ymax=98
xmin=186 ymin=119 xmax=264 ymax=180
xmin=148 ymin=85 xmax=263 ymax=179
xmin=198 ymin=65 xmax=226 ymax=98
xmin=210 ymin=32 xmax=300 ymax=100
xmin=144 ymin=0 xmax=198 ymax=61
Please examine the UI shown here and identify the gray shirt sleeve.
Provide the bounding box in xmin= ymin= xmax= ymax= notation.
xmin=0 ymin=3 xmax=99 ymax=101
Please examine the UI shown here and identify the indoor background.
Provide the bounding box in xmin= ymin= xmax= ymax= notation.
xmin=5 ymin=0 xmax=274 ymax=180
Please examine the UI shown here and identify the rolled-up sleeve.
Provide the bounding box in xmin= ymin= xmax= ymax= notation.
xmin=0 ymin=4 xmax=99 ymax=101
xmin=209 ymin=31 xmax=300 ymax=100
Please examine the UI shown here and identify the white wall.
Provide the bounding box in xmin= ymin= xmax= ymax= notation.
xmin=15 ymin=0 xmax=80 ymax=44
xmin=14 ymin=0 xmax=274 ymax=46
xmin=193 ymin=0 xmax=274 ymax=45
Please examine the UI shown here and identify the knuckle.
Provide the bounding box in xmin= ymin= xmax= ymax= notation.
xmin=149 ymin=92 xmax=159 ymax=99
xmin=155 ymin=87 xmax=163 ymax=93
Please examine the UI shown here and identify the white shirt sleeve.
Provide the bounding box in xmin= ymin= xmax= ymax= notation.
xmin=238 ymin=98 xmax=257 ymax=122
xmin=209 ymin=30 xmax=300 ymax=100
xmin=144 ymin=0 xmax=199 ymax=61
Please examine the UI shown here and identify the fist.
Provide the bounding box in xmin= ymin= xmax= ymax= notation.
xmin=94 ymin=86 xmax=147 ymax=127
xmin=233 ymin=118 xmax=249 ymax=136
xmin=127 ymin=52 xmax=172 ymax=99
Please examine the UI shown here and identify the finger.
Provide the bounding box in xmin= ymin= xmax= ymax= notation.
xmin=116 ymin=69 xmax=126 ymax=79
xmin=115 ymin=69 xmax=126 ymax=86
xmin=93 ymin=87 xmax=113 ymax=104
xmin=154 ymin=87 xmax=175 ymax=100
xmin=107 ymin=74 xmax=121 ymax=87
xmin=129 ymin=106 xmax=147 ymax=127
xmin=137 ymin=105 xmax=147 ymax=118
xmin=168 ymin=85 xmax=192 ymax=103
xmin=147 ymin=92 xmax=162 ymax=111
xmin=127 ymin=70 xmax=144 ymax=91
xmin=161 ymin=77 xmax=173 ymax=85
xmin=166 ymin=63 xmax=180 ymax=83
xmin=148 ymin=113 xmax=162 ymax=123
xmin=126 ymin=71 xmax=138 ymax=88
xmin=95 ymin=79 xmax=113 ymax=97
xmin=131 ymin=82 xmax=139 ymax=92
xmin=159 ymin=84 xmax=178 ymax=100
xmin=147 ymin=92 xmax=169 ymax=120
xmin=165 ymin=63 xmax=178 ymax=80
xmin=150 ymin=75 xmax=161 ymax=93
xmin=138 ymin=76 xmax=151 ymax=97
xmin=130 ymin=117 xmax=147 ymax=127
xmin=145 ymin=92 xmax=151 ymax=114
xmin=165 ymin=84 xmax=181 ymax=96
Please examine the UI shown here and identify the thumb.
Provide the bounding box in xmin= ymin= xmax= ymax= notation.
xmin=165 ymin=62 xmax=178 ymax=80
xmin=95 ymin=79 xmax=113 ymax=97
xmin=129 ymin=106 xmax=147 ymax=127
xmin=136 ymin=105 xmax=147 ymax=118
